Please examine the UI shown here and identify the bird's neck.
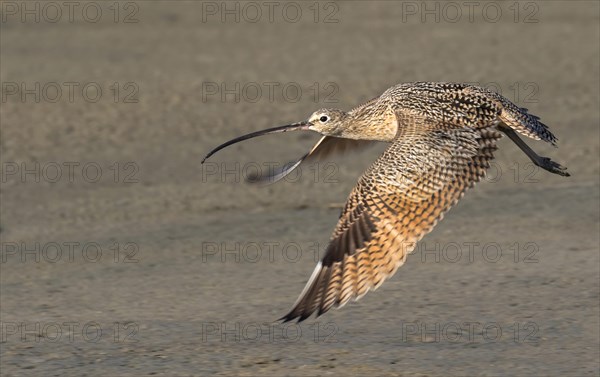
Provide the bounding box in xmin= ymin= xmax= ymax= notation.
xmin=344 ymin=104 xmax=398 ymax=141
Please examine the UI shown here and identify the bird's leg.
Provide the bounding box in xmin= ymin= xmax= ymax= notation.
xmin=498 ymin=125 xmax=570 ymax=177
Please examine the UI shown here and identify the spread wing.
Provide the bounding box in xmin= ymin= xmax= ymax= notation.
xmin=281 ymin=110 xmax=503 ymax=322
xmin=247 ymin=136 xmax=376 ymax=184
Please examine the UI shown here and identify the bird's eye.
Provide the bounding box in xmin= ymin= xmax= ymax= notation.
xmin=319 ymin=115 xmax=329 ymax=123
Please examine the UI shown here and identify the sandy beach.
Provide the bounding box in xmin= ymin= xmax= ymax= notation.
xmin=1 ymin=1 xmax=599 ymax=376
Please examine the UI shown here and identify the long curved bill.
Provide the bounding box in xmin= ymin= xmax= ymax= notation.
xmin=201 ymin=121 xmax=310 ymax=163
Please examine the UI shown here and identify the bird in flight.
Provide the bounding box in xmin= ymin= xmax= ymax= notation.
xmin=202 ymin=82 xmax=569 ymax=322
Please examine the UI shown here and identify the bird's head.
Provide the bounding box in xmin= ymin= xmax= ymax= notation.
xmin=201 ymin=108 xmax=350 ymax=163
xmin=306 ymin=108 xmax=349 ymax=136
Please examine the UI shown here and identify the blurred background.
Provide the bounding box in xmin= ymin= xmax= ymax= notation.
xmin=1 ymin=1 xmax=598 ymax=376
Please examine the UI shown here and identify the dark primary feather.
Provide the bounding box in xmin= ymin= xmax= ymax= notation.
xmin=246 ymin=136 xmax=376 ymax=184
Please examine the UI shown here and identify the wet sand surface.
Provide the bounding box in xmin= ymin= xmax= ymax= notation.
xmin=1 ymin=2 xmax=599 ymax=376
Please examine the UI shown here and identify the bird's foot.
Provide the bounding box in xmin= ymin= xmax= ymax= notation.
xmin=537 ymin=157 xmax=570 ymax=177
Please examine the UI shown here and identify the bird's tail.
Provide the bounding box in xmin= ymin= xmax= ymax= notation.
xmin=467 ymin=85 xmax=558 ymax=145
xmin=498 ymin=101 xmax=558 ymax=146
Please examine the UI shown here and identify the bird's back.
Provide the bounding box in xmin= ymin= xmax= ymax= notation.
xmin=379 ymin=82 xmax=557 ymax=144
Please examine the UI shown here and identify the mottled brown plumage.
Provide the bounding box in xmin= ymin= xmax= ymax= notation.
xmin=201 ymin=82 xmax=569 ymax=322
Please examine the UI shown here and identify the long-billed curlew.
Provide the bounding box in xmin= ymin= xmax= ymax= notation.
xmin=202 ymin=82 xmax=569 ymax=322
